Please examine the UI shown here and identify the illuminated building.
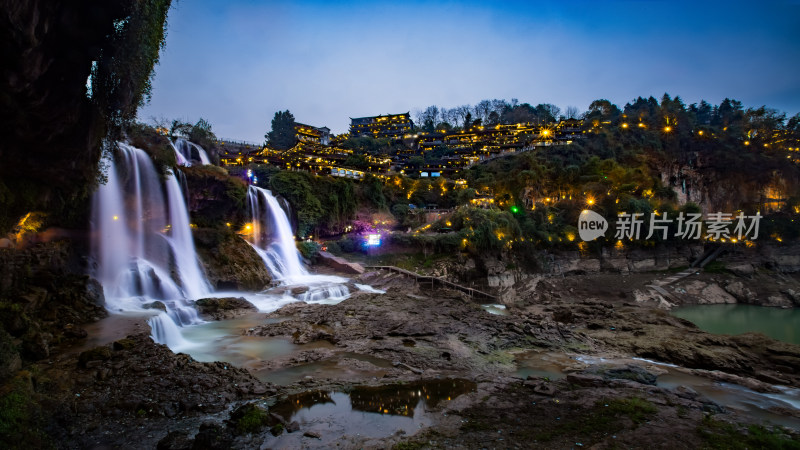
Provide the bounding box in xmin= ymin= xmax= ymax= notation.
xmin=350 ymin=113 xmax=414 ymax=138
xmin=295 ymin=123 xmax=331 ymax=145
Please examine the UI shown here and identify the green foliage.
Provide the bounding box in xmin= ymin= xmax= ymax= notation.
xmin=266 ymin=110 xmax=297 ymax=150
xmin=235 ymin=405 xmax=271 ymax=434
xmin=448 ymin=207 xmax=521 ymax=253
xmin=297 ymin=241 xmax=321 ymax=260
xmin=358 ymin=175 xmax=387 ymax=210
xmin=698 ymin=416 xmax=800 ymax=449
xmin=181 ymin=166 xmax=247 ymax=227
xmin=534 ymin=396 xmax=656 ymax=443
xmin=0 ymin=372 xmax=49 ymax=448
xmin=127 ymin=123 xmax=176 ymax=176
xmin=189 ymin=118 xmax=216 ymax=151
xmin=269 ymin=171 xmax=323 ymax=236
xmin=312 ymin=177 xmax=357 ymax=233
xmin=91 ymin=0 xmax=173 ymax=133
xmin=0 ymin=1 xmax=172 ymax=235
xmin=340 ymin=136 xmax=394 ymax=155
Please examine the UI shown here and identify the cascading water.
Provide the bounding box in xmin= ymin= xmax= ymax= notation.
xmin=92 ymin=143 xmax=210 ymax=350
xmin=165 ymin=171 xmax=212 ymax=299
xmin=246 ymin=185 xmax=350 ymax=303
xmin=171 ymin=138 xmax=211 ymax=166
xmin=247 ymin=186 xmax=308 ymax=280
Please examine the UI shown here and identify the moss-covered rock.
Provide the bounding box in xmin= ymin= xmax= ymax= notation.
xmin=181 ymin=166 xmax=247 ymax=228
xmin=229 ymin=403 xmax=274 ymax=434
xmin=195 ymin=297 xmax=256 ymax=320
xmin=112 ymin=338 xmax=137 ymax=351
xmin=78 ymin=346 xmax=112 ymax=368
xmin=194 ymin=228 xmax=271 ymax=291
xmin=0 ymin=329 xmax=21 ymax=382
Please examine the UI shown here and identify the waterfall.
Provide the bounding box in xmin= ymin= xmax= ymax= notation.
xmin=92 ymin=142 xmax=210 ymax=349
xmin=165 ymin=172 xmax=212 ymax=299
xmin=246 ymin=185 xmax=352 ymax=301
xmin=171 ymin=138 xmax=211 ymax=166
xmin=247 ymin=186 xmax=309 ymax=281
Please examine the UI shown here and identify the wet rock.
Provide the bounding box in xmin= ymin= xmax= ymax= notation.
xmin=552 ymin=307 xmax=574 ymax=324
xmin=393 ymin=361 xmax=423 ymax=375
xmin=229 ymin=403 xmax=280 ymax=434
xmin=63 ymin=324 xmax=88 ymax=339
xmin=78 ymin=346 xmax=112 ymax=368
xmin=566 ymin=374 xmax=605 ymax=387
xmin=193 ymin=228 xmax=272 ymax=291
xmin=527 ymin=381 xmax=557 ymax=396
xmin=157 ymin=431 xmax=193 ymax=450
xmin=723 ymin=281 xmax=756 ymax=303
xmin=726 ymin=263 xmax=755 ymax=277
xmin=783 ymin=289 xmax=800 ymax=306
xmin=112 ymin=338 xmax=137 ymax=351
xmin=287 ymin=421 xmax=300 ymax=433
xmin=290 ymin=286 xmax=309 ymax=295
xmin=673 ymin=385 xmax=698 ymax=400
xmin=144 ymin=301 xmax=167 ymax=312
xmin=21 ymin=328 xmax=51 ymax=360
xmin=195 ymin=297 xmax=256 ymax=320
xmin=591 ymin=365 xmax=658 ymax=385
xmin=193 ymin=422 xmax=233 ymax=449
xmin=303 ymin=430 xmax=321 ymax=439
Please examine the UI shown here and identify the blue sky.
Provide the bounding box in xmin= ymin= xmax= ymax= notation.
xmin=139 ymin=0 xmax=800 ymax=140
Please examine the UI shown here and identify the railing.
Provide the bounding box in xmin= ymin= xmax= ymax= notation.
xmin=364 ymin=265 xmax=498 ymax=301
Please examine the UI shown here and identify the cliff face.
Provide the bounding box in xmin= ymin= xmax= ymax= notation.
xmin=0 ymin=0 xmax=171 ymax=233
xmin=1 ymin=2 xmax=117 ymax=231
xmin=657 ymin=153 xmax=800 ymax=214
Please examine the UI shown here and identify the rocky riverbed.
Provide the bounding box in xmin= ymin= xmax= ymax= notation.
xmin=3 ymin=267 xmax=800 ymax=448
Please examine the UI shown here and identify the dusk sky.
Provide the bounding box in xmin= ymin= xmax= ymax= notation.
xmin=139 ymin=0 xmax=800 ymax=141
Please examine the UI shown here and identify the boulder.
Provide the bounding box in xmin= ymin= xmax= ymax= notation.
xmin=726 ymin=263 xmax=755 ymax=277
xmin=195 ymin=297 xmax=257 ymax=320
xmin=194 ymin=228 xmax=272 ymax=291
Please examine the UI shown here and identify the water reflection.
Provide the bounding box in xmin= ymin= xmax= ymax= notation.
xmin=271 ymin=379 xmax=476 ymax=421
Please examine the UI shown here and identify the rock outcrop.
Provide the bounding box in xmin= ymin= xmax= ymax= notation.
xmin=194 ymin=228 xmax=271 ymax=291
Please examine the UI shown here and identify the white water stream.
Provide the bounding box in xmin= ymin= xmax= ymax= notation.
xmin=92 ymin=142 xmax=364 ymax=351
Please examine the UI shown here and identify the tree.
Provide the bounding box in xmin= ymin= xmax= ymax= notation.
xmin=189 ymin=118 xmax=216 ymax=149
xmin=537 ymin=104 xmax=561 ymax=123
xmin=565 ymin=106 xmax=581 ymax=119
xmin=474 ymin=100 xmax=492 ymax=123
xmin=265 ymin=110 xmax=296 ymax=150
xmin=453 ymin=105 xmax=472 ymax=128
xmin=419 ymin=105 xmax=441 ymax=131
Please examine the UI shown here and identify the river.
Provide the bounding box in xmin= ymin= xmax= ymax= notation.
xmin=670 ymin=304 xmax=800 ymax=345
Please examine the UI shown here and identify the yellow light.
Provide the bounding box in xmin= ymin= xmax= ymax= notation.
xmin=638 ymin=123 xmax=646 ymax=128
xmin=226 ymin=223 xmax=231 ymax=227
xmin=245 ymin=224 xmax=252 ymax=231
xmin=112 ymin=215 xmax=119 ymax=221
xmin=586 ymin=197 xmax=595 ymax=206
xmin=744 ymin=141 xmax=750 ymax=146
xmin=664 ymin=126 xmax=672 ymax=132
xmin=621 ymin=123 xmax=629 ymax=129
xmin=698 ymin=130 xmax=703 ymax=135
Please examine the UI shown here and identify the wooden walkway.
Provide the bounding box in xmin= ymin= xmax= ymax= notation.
xmin=364 ymin=265 xmax=499 ymax=301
